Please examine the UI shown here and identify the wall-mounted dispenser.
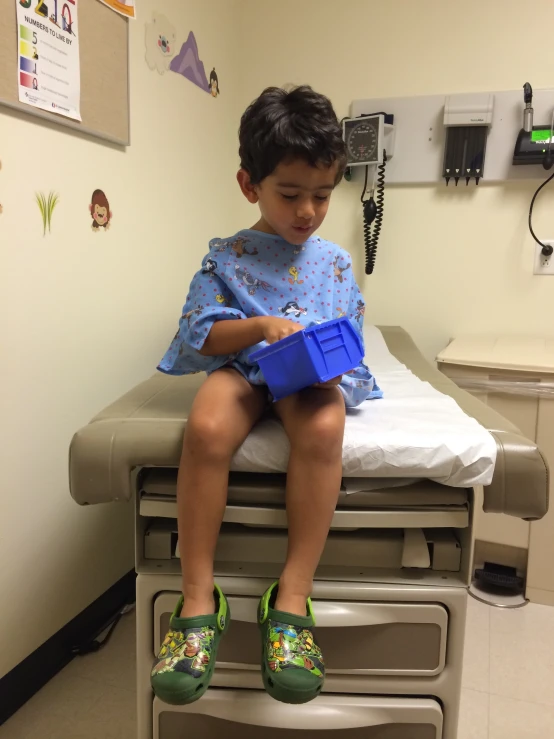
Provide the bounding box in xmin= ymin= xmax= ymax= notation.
xmin=442 ymin=94 xmax=494 ymax=186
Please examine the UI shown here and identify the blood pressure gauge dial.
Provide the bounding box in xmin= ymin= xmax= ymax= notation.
xmin=343 ymin=115 xmax=383 ymax=166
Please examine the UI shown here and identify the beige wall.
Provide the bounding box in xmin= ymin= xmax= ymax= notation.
xmin=0 ymin=0 xmax=243 ymax=678
xmin=238 ymin=0 xmax=554 ymax=360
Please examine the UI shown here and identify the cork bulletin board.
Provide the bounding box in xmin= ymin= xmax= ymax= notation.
xmin=0 ymin=0 xmax=130 ymax=145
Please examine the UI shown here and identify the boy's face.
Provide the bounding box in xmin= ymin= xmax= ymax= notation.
xmin=238 ymin=159 xmax=339 ymax=246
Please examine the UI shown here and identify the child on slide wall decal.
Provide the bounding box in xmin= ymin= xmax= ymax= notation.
xmin=144 ymin=12 xmax=177 ymax=74
xmin=150 ymin=86 xmax=382 ymax=706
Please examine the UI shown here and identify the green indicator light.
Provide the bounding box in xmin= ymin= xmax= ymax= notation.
xmin=531 ymin=129 xmax=552 ymax=142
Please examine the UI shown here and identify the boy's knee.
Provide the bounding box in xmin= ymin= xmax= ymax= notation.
xmin=293 ymin=405 xmax=345 ymax=461
xmin=183 ymin=412 xmax=235 ymax=462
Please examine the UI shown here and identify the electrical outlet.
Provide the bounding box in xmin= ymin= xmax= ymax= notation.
xmin=533 ymin=240 xmax=554 ymax=275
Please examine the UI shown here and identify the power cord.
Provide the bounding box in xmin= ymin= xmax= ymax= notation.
xmin=529 ymin=110 xmax=554 ymax=257
xmin=529 ymin=109 xmax=554 ymax=258
xmin=529 ymin=171 xmax=554 ymax=258
xmin=72 ymin=603 xmax=135 ymax=656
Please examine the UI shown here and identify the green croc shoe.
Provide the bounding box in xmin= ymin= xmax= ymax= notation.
xmin=258 ymin=581 xmax=324 ymax=704
xmin=150 ymin=584 xmax=229 ymax=705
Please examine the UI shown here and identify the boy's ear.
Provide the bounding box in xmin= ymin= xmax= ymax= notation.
xmin=237 ymin=169 xmax=259 ymax=204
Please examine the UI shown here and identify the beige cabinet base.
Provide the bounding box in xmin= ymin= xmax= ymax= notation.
xmin=525 ymin=587 xmax=554 ymax=607
xmin=472 ymin=485 xmax=530 ymax=552
xmin=437 ymin=351 xmax=554 ymax=606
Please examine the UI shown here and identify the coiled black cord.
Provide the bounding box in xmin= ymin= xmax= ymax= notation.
xmin=529 ymin=170 xmax=554 ymax=255
xmin=361 ymin=151 xmax=387 ymax=275
xmin=528 ymin=108 xmax=554 ymax=256
xmin=370 ymin=156 xmax=387 ymax=272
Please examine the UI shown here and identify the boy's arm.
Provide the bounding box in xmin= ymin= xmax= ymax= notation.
xmin=158 ymin=246 xmax=305 ymax=377
xmin=344 ymin=261 xmax=366 ymax=342
xmin=200 ymin=316 xmax=303 ymax=356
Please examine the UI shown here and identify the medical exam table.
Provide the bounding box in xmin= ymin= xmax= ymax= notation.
xmin=69 ymin=326 xmax=549 ymax=739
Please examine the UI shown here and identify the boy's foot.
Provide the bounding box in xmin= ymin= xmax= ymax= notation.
xmin=274 ymin=585 xmax=309 ymax=617
xmin=258 ymin=581 xmax=325 ymax=704
xmin=151 ymin=584 xmax=229 ymax=705
xmin=180 ymin=593 xmax=216 ymax=618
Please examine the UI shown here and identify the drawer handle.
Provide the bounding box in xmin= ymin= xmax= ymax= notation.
xmin=186 ymin=694 xmax=429 ymax=730
xmin=228 ymin=599 xmax=444 ymax=628
xmin=314 ymin=602 xmax=440 ymax=627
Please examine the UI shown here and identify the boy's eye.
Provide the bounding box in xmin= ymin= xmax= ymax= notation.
xmin=281 ymin=194 xmax=297 ymax=201
xmin=315 ymin=195 xmax=330 ymax=202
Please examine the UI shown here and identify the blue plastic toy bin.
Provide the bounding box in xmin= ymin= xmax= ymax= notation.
xmin=250 ymin=317 xmax=364 ymax=401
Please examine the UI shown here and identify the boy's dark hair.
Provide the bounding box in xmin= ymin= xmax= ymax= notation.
xmin=239 ymin=85 xmax=347 ymax=185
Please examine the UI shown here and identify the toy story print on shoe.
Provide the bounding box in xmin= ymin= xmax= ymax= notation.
xmin=150 ymin=584 xmax=229 ymax=705
xmin=258 ymin=581 xmax=325 ymax=704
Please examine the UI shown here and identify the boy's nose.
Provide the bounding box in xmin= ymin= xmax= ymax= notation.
xmin=297 ymin=202 xmax=315 ymax=220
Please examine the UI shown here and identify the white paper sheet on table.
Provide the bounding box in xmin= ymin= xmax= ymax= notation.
xmin=231 ymin=326 xmax=497 ymax=488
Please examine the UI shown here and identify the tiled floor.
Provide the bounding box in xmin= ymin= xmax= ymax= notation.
xmin=460 ymin=597 xmax=554 ymax=739
xmin=2 ymin=598 xmax=554 ymax=738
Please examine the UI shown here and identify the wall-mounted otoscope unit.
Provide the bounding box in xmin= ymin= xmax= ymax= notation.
xmin=513 ymin=82 xmax=554 ymax=171
xmin=513 ymin=82 xmax=554 ymax=262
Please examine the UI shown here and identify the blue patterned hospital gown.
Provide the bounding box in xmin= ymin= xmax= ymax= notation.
xmin=158 ymin=229 xmax=382 ymax=408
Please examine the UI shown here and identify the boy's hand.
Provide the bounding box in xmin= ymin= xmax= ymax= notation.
xmin=313 ymin=376 xmax=342 ymax=389
xmin=259 ymin=316 xmax=304 ymax=345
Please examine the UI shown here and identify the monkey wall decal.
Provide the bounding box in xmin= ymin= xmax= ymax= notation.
xmin=89 ymin=189 xmax=112 ymax=231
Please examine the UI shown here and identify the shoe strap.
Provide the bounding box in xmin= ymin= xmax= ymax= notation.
xmin=267 ymin=608 xmax=314 ymax=629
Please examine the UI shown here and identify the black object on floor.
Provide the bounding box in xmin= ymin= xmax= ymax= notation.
xmin=0 ymin=570 xmax=136 ymax=726
xmin=474 ymin=562 xmax=524 ymax=592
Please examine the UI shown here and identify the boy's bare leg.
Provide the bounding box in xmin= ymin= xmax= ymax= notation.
xmin=177 ymin=368 xmax=267 ymax=618
xmin=273 ymin=386 xmax=345 ymax=615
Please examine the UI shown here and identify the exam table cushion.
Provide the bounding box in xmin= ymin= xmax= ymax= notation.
xmin=69 ymin=326 xmax=548 ymax=520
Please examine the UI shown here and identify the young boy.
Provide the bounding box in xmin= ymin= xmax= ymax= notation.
xmin=150 ymin=86 xmax=382 ymax=706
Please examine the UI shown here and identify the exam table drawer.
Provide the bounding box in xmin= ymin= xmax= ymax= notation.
xmin=153 ymin=691 xmax=443 ymax=739
xmin=154 ymin=593 xmax=448 ymax=677
xmin=144 ymin=523 xmax=462 ymax=572
xmin=140 ymin=495 xmax=469 ymax=529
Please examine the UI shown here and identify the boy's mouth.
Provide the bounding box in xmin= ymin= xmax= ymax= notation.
xmin=292 ymin=225 xmax=312 ymax=234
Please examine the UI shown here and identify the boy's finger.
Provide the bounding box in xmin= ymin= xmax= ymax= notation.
xmin=313 ymin=376 xmax=342 ymax=388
